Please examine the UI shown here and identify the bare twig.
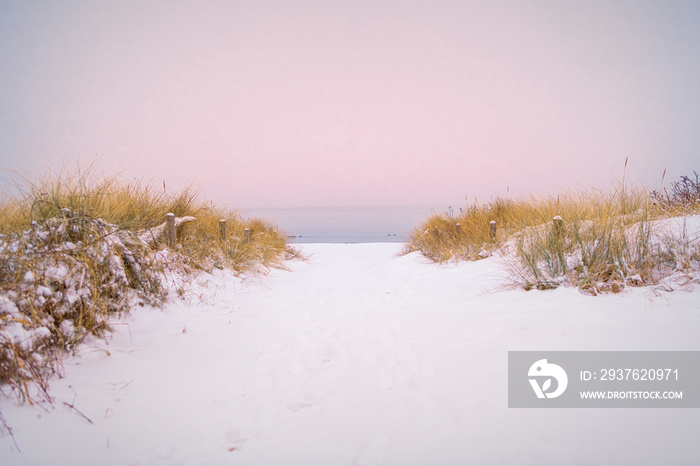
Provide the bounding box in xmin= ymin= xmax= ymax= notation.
xmin=63 ymin=402 xmax=93 ymax=424
xmin=0 ymin=409 xmax=21 ymax=453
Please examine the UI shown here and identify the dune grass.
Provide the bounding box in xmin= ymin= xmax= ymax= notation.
xmin=404 ymin=176 xmax=700 ymax=294
xmin=1 ymin=169 xmax=301 ymax=269
xmin=0 ymin=169 xmax=301 ymax=404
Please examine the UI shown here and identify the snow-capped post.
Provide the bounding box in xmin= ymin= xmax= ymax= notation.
xmin=166 ymin=213 xmax=176 ymax=247
xmin=456 ymin=223 xmax=461 ymax=234
xmin=219 ymin=219 xmax=226 ymax=242
xmin=489 ymin=220 xmax=497 ymax=242
xmin=553 ymin=216 xmax=564 ymax=238
xmin=244 ymin=228 xmax=251 ymax=244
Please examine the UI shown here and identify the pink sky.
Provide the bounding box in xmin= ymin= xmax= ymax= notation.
xmin=1 ymin=1 xmax=699 ymax=208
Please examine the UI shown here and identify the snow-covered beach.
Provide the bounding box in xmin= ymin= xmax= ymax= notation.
xmin=4 ymin=0 xmax=700 ymax=463
xmin=2 ymin=242 xmax=699 ymax=465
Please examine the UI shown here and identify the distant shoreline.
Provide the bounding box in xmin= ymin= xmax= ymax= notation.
xmin=241 ymin=205 xmax=451 ymax=243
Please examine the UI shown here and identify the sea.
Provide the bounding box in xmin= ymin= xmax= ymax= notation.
xmin=240 ymin=206 xmax=453 ymax=244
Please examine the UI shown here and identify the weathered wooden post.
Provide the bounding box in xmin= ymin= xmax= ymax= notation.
xmin=166 ymin=213 xmax=176 ymax=247
xmin=219 ymin=219 xmax=226 ymax=242
xmin=489 ymin=220 xmax=497 ymax=242
xmin=553 ymin=216 xmax=564 ymax=238
xmin=244 ymin=228 xmax=251 ymax=244
xmin=456 ymin=223 xmax=461 ymax=234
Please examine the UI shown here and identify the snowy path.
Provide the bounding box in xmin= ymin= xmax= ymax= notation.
xmin=2 ymin=243 xmax=700 ymax=465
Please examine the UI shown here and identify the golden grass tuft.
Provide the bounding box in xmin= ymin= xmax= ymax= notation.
xmin=0 ymin=168 xmax=301 ymax=271
xmin=0 ymin=168 xmax=301 ymax=404
xmin=405 ymin=180 xmax=700 ymax=294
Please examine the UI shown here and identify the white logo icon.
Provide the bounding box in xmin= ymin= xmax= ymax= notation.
xmin=528 ymin=359 xmax=568 ymax=399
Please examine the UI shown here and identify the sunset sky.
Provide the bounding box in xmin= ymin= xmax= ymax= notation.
xmin=1 ymin=1 xmax=699 ymax=208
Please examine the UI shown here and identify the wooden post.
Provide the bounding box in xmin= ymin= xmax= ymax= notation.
xmin=553 ymin=216 xmax=564 ymax=237
xmin=166 ymin=213 xmax=176 ymax=247
xmin=244 ymin=228 xmax=251 ymax=244
xmin=489 ymin=220 xmax=497 ymax=242
xmin=455 ymin=223 xmax=461 ymax=234
xmin=219 ymin=219 xmax=226 ymax=242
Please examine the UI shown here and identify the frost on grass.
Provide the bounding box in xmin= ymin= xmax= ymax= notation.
xmin=406 ymin=178 xmax=700 ymax=295
xmin=0 ymin=209 xmax=166 ymax=403
xmin=512 ymin=215 xmax=700 ymax=295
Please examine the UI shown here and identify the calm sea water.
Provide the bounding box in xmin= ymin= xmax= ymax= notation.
xmin=241 ymin=206 xmax=451 ymax=243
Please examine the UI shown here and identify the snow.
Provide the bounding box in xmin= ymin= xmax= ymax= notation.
xmin=2 ymin=242 xmax=700 ymax=465
xmin=2 ymin=323 xmax=51 ymax=350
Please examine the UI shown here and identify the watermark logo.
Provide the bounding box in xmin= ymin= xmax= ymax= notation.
xmin=528 ymin=359 xmax=568 ymax=399
xmin=510 ymin=351 xmax=699 ymax=408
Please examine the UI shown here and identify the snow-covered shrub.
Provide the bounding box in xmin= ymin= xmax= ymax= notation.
xmin=513 ymin=213 xmax=700 ymax=295
xmin=405 ymin=182 xmax=700 ymax=294
xmin=0 ymin=209 xmax=165 ymax=403
xmin=0 ymin=169 xmax=301 ymax=404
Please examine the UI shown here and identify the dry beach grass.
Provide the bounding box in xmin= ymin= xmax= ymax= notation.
xmin=0 ymin=169 xmax=300 ymax=405
xmin=404 ymin=173 xmax=700 ymax=295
